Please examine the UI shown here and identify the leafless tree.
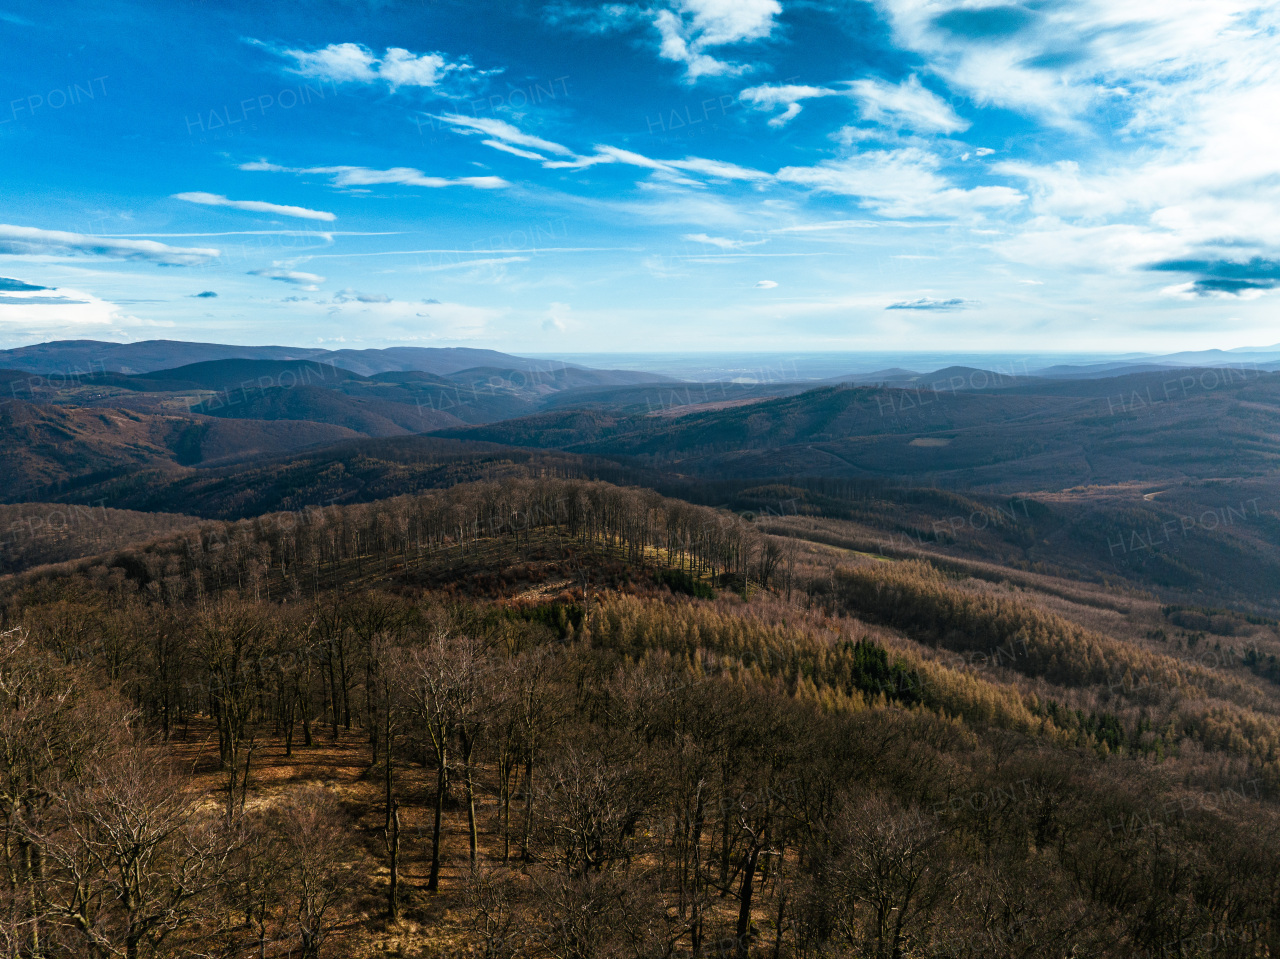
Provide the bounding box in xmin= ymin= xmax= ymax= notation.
xmin=273 ymin=785 xmax=354 ymax=959
xmin=404 ymin=629 xmax=483 ymax=892
xmin=38 ymin=744 xmax=230 ymax=959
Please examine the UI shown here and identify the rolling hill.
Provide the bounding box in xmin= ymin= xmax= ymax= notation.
xmin=430 ymin=370 xmax=1280 ymax=488
xmin=0 ymin=398 xmax=361 ymax=499
xmin=190 ymin=384 xmax=460 ymax=436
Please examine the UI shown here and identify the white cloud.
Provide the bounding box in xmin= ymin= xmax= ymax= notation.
xmin=740 ymin=84 xmax=842 ymax=126
xmin=413 ymin=256 xmax=529 ymax=273
xmin=766 ymin=219 xmax=881 ymax=233
xmin=777 ymin=149 xmax=1025 ymax=218
xmin=678 ymin=0 xmax=780 ymax=46
xmin=249 ymin=268 xmax=326 ymax=290
xmin=483 ymin=140 xmax=547 ymax=161
xmin=594 ymin=146 xmax=769 ymax=184
xmin=648 ymin=0 xmax=782 ymax=82
xmin=543 ymin=301 xmax=571 ymax=332
xmin=278 ymin=41 xmax=377 ymax=82
xmin=684 ymin=233 xmax=766 ymax=250
xmin=873 ymin=0 xmax=1274 ymax=129
xmin=991 ymin=222 xmax=1181 ymax=275
xmin=0 ymin=285 xmax=167 ymax=340
xmin=172 ymin=192 xmax=336 ymax=222
xmin=886 ymin=296 xmax=973 ymax=310
xmin=417 ymin=114 xmax=772 ymax=189
xmin=755 ymin=280 xmax=778 ymax=289
xmin=739 ymin=75 xmax=966 ymax=133
xmin=379 ymin=48 xmax=454 ymax=89
xmin=543 ymin=154 xmax=618 ymax=170
xmin=991 ymin=161 xmax=1129 ymax=222
xmin=259 ymin=41 xmax=477 ymax=91
xmin=319 ymin=167 xmax=508 ymax=190
xmin=970 ymin=6 xmax=1280 ymax=287
xmin=333 ymin=289 xmax=391 ymax=303
xmin=669 ymin=155 xmax=771 ymax=182
xmin=849 ymin=75 xmax=968 ymax=134
xmin=240 ymin=161 xmax=508 ymax=190
xmin=434 ymin=115 xmax=574 ymax=157
xmin=653 ymin=11 xmax=740 ymax=81
xmin=0 ymin=224 xmax=219 ymax=265
xmin=239 ymin=160 xmax=290 ymax=173
xmin=792 ymin=1 xmax=1280 ymax=312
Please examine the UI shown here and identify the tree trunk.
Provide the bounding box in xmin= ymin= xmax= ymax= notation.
xmin=691 ymin=792 xmax=705 ymax=952
xmin=388 ymin=801 xmax=401 ymax=920
xmin=284 ymin=694 xmax=295 ymax=757
xmin=428 ymin=746 xmax=447 ymax=891
xmin=735 ymin=844 xmax=760 ymax=959
xmin=384 ymin=703 xmax=394 ymax=833
xmin=500 ymin=758 xmax=513 ymax=861
xmin=326 ymin=652 xmax=339 ymax=740
xmin=462 ymin=736 xmax=478 ymax=863
xmin=522 ymin=756 xmax=534 ymax=861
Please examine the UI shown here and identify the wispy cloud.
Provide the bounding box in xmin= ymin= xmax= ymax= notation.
xmin=248 ymin=268 xmax=326 ymax=290
xmin=683 ymin=233 xmax=767 ymax=250
xmin=765 ymin=220 xmax=881 ymax=233
xmin=0 ymin=224 xmax=219 ymax=265
xmin=240 ymin=161 xmax=508 ymax=190
xmin=413 ymin=256 xmax=530 ymax=273
xmin=253 ymin=40 xmax=485 ymax=91
xmin=886 ymin=296 xmax=974 ymax=310
xmin=332 ymin=288 xmax=392 ymax=303
xmin=777 ymin=148 xmax=1024 ymax=218
xmin=740 ymin=83 xmax=843 ymax=126
xmin=433 ymin=115 xmax=574 ymax=157
xmin=848 ymin=75 xmax=968 ymax=134
xmin=172 ymin=191 xmax=336 ymax=221
xmin=594 ymin=146 xmax=769 ymax=184
xmin=429 ymin=114 xmax=774 ymax=189
xmin=0 ymin=293 xmax=91 ymax=306
xmin=739 ymin=75 xmax=965 ymax=133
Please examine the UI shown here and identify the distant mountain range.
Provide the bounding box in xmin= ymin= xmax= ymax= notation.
xmin=5 ymin=339 xmax=1280 ymax=381
xmin=0 ymin=339 xmax=615 ymax=377
xmin=2 ymin=338 xmax=1277 ymax=521
xmin=525 ymin=346 xmax=1280 ymax=381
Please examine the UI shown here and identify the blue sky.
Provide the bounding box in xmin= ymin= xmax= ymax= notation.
xmin=0 ymin=0 xmax=1278 ymax=353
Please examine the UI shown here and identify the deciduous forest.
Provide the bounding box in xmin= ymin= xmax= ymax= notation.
xmin=2 ymin=476 xmax=1278 ymax=957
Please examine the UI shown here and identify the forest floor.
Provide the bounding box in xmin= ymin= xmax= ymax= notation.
xmin=166 ymin=712 xmax=776 ymax=957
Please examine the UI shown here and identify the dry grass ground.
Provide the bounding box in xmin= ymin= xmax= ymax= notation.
xmin=164 ymin=703 xmax=790 ymax=956
xmin=168 ymin=720 xmax=482 ymax=956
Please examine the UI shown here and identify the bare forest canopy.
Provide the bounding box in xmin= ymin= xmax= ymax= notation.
xmin=2 ymin=476 xmax=1280 ymax=957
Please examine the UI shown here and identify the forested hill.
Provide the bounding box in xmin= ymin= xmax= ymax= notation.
xmin=430 ymin=372 xmax=1280 ymax=490
xmin=2 ymin=474 xmax=1280 ymax=956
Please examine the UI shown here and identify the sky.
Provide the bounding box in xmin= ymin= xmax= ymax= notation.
xmin=0 ymin=0 xmax=1278 ymax=354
